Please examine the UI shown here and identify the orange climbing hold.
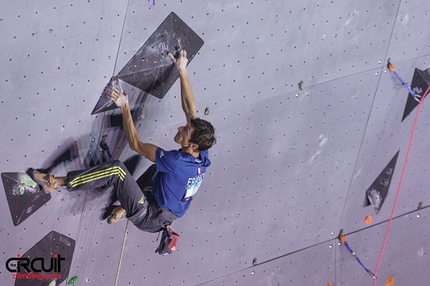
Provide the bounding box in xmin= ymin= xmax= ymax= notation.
xmin=364 ymin=215 xmax=373 ymax=225
xmin=385 ymin=275 xmax=395 ymax=286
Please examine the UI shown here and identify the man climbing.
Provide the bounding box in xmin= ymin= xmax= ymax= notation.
xmin=28 ymin=50 xmax=216 ymax=233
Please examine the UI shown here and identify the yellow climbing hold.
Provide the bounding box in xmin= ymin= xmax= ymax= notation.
xmin=385 ymin=275 xmax=395 ymax=286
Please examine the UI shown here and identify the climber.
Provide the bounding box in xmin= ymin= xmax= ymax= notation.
xmin=28 ymin=50 xmax=216 ymax=233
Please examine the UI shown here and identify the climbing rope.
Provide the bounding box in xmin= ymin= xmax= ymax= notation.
xmin=372 ymin=76 xmax=430 ymax=285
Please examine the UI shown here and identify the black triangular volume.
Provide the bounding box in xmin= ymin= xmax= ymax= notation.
xmin=123 ymin=154 xmax=141 ymax=176
xmin=117 ymin=12 xmax=204 ymax=99
xmin=136 ymin=164 xmax=157 ymax=190
xmin=91 ymin=93 xmax=118 ymax=115
xmin=1 ymin=172 xmax=50 ymax=226
xmin=14 ymin=231 xmax=75 ymax=286
xmin=401 ymin=68 xmax=430 ymax=121
xmin=91 ymin=77 xmax=123 ymax=115
xmin=364 ymin=151 xmax=400 ymax=212
xmin=401 ymin=92 xmax=420 ymax=122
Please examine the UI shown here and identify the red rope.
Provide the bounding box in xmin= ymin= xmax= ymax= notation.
xmin=373 ymin=87 xmax=430 ymax=285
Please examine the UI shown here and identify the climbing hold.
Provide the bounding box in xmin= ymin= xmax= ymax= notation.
xmin=48 ymin=280 xmax=56 ymax=286
xmin=364 ymin=215 xmax=373 ymax=225
xmin=13 ymin=184 xmax=25 ymax=196
xmin=19 ymin=173 xmax=37 ymax=188
xmin=172 ymin=45 xmax=180 ymax=59
xmin=67 ymin=276 xmax=78 ymax=285
xmin=417 ymin=201 xmax=423 ymax=209
xmin=298 ymin=80 xmax=304 ymax=90
xmin=204 ymin=107 xmax=210 ymax=115
xmin=327 ymin=283 xmax=334 ymax=286
xmin=384 ymin=275 xmax=394 ymax=286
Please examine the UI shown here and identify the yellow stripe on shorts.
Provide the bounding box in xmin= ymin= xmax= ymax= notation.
xmin=69 ymin=166 xmax=126 ymax=188
xmin=70 ymin=166 xmax=126 ymax=183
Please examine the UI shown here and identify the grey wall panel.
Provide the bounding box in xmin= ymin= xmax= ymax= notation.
xmin=338 ymin=56 xmax=430 ymax=235
xmin=0 ymin=0 xmax=127 ymax=171
xmin=201 ymin=240 xmax=336 ymax=286
xmin=68 ymin=193 xmax=127 ymax=286
xmin=387 ymin=0 xmax=430 ymax=62
xmin=336 ymin=207 xmax=429 ymax=285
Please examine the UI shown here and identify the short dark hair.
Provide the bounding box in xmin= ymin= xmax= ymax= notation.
xmin=189 ymin=117 xmax=216 ymax=151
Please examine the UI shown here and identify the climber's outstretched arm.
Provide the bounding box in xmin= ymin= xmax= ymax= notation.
xmin=168 ymin=50 xmax=197 ymax=123
xmin=107 ymin=86 xmax=157 ymax=162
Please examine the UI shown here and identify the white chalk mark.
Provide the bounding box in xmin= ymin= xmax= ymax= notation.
xmin=319 ymin=134 xmax=328 ymax=147
xmin=354 ymin=168 xmax=362 ymax=178
xmin=310 ymin=150 xmax=321 ymax=163
xmin=400 ymin=13 xmax=409 ymax=27
xmin=344 ymin=10 xmax=359 ymax=26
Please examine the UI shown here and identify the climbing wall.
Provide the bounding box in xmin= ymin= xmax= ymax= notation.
xmin=1 ymin=0 xmax=429 ymax=286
